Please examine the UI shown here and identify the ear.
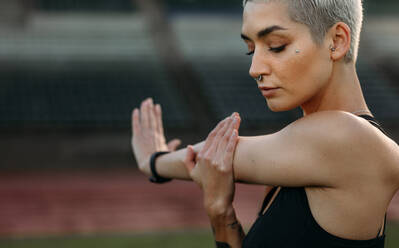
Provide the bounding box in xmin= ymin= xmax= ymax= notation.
xmin=328 ymin=22 xmax=351 ymax=61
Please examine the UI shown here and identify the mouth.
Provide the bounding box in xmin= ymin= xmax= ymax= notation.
xmin=258 ymin=86 xmax=279 ymax=90
xmin=258 ymin=86 xmax=280 ymax=97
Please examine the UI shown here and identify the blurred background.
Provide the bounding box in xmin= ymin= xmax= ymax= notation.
xmin=0 ymin=0 xmax=398 ymax=247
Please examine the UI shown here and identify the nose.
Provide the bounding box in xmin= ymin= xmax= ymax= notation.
xmin=249 ymin=50 xmax=271 ymax=80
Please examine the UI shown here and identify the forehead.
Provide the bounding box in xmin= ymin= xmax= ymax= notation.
xmin=242 ymin=1 xmax=295 ymax=36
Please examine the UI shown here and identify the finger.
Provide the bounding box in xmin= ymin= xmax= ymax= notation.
xmin=155 ymin=104 xmax=164 ymax=135
xmin=132 ymin=108 xmax=141 ymax=135
xmin=147 ymin=98 xmax=157 ymax=131
xmin=216 ymin=115 xmax=236 ymax=148
xmin=232 ymin=113 xmax=241 ymax=131
xmin=217 ymin=119 xmax=237 ymax=149
xmin=205 ymin=116 xmax=233 ymax=160
xmin=225 ymin=129 xmax=238 ymax=155
xmin=223 ymin=129 xmax=239 ymax=170
xmin=167 ymin=139 xmax=181 ymax=151
xmin=140 ymin=99 xmax=150 ymax=128
xmin=200 ymin=115 xmax=231 ymax=157
xmin=215 ymin=120 xmax=235 ymax=164
xmin=218 ymin=113 xmax=240 ymax=155
xmin=183 ymin=145 xmax=196 ymax=173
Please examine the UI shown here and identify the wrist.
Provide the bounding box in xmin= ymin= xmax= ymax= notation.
xmin=209 ymin=206 xmax=243 ymax=244
xmin=207 ymin=204 xmax=236 ymax=223
xmin=137 ymin=159 xmax=151 ymax=175
xmin=149 ymin=151 xmax=172 ymax=184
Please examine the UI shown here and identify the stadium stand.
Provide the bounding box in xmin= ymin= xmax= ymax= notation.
xmin=0 ymin=2 xmax=397 ymax=169
xmin=0 ymin=12 xmax=398 ymax=129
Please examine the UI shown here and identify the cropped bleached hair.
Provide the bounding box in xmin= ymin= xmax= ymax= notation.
xmin=243 ymin=0 xmax=363 ymax=62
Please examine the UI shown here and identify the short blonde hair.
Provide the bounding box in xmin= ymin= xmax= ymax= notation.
xmin=243 ymin=0 xmax=364 ymax=62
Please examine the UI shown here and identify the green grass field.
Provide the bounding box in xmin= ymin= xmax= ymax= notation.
xmin=1 ymin=223 xmax=399 ymax=248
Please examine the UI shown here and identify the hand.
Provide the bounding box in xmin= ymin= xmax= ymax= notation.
xmin=184 ymin=113 xmax=241 ymax=216
xmin=131 ymin=98 xmax=181 ymax=175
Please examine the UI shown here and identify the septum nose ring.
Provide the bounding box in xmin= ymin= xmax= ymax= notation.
xmin=255 ymin=75 xmax=263 ymax=82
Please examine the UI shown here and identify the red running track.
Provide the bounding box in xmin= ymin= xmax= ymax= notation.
xmin=0 ymin=169 xmax=398 ymax=237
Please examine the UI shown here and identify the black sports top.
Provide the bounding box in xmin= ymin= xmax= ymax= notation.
xmin=242 ymin=115 xmax=387 ymax=248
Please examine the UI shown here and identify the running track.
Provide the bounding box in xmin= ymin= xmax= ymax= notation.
xmin=0 ymin=169 xmax=398 ymax=237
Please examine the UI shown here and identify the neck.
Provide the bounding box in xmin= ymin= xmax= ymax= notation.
xmin=301 ymin=61 xmax=370 ymax=116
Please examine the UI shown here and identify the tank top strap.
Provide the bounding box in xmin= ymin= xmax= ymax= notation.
xmin=383 ymin=214 xmax=387 ymax=235
xmin=376 ymin=214 xmax=387 ymax=238
xmin=258 ymin=187 xmax=278 ymax=216
xmin=357 ymin=115 xmax=388 ymax=136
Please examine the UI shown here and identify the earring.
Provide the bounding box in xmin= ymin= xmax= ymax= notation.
xmin=295 ymin=49 xmax=300 ymax=54
xmin=330 ymin=45 xmax=336 ymax=52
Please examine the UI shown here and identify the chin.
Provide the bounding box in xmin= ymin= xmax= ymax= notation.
xmin=266 ymin=98 xmax=299 ymax=112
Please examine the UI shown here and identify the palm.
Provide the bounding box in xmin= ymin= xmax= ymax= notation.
xmin=131 ymin=98 xmax=181 ymax=174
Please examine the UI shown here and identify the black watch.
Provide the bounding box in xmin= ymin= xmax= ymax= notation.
xmin=149 ymin=151 xmax=172 ymax=184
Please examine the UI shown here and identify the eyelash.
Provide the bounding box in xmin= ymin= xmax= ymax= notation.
xmin=270 ymin=44 xmax=287 ymax=53
xmin=246 ymin=45 xmax=287 ymax=56
xmin=246 ymin=51 xmax=254 ymax=56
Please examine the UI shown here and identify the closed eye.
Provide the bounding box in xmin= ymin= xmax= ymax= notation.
xmin=246 ymin=44 xmax=286 ymax=56
xmin=269 ymin=45 xmax=286 ymax=53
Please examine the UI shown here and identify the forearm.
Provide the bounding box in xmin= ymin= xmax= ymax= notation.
xmin=155 ymin=135 xmax=255 ymax=182
xmin=155 ymin=135 xmax=261 ymax=183
xmin=209 ymin=207 xmax=245 ymax=248
xmin=154 ymin=141 xmax=205 ymax=180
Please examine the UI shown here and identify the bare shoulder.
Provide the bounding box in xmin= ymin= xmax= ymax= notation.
xmin=285 ymin=111 xmax=399 ymax=185
xmin=286 ymin=110 xmax=391 ymax=146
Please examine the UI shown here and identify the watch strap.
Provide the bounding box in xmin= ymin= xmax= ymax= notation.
xmin=149 ymin=151 xmax=172 ymax=184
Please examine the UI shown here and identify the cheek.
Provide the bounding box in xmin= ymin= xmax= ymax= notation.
xmin=277 ymin=47 xmax=331 ymax=98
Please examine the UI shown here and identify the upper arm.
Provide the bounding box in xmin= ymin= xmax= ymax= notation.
xmin=232 ymin=111 xmax=372 ymax=188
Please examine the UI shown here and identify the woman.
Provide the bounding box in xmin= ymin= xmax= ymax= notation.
xmin=131 ymin=0 xmax=399 ymax=247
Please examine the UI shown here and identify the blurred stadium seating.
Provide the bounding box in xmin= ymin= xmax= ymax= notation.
xmin=0 ymin=0 xmax=398 ymax=169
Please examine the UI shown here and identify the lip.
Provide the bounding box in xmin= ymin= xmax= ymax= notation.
xmin=258 ymin=86 xmax=278 ymax=91
xmin=258 ymin=86 xmax=280 ymax=97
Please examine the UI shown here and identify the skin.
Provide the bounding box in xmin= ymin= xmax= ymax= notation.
xmin=185 ymin=114 xmax=245 ymax=247
xmin=131 ymin=1 xmax=399 ymax=247
xmin=242 ymin=1 xmax=368 ymax=115
xmin=131 ymin=100 xmax=181 ymax=176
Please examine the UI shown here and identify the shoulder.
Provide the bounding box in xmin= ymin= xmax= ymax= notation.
xmin=281 ymin=111 xmax=388 ymax=165
xmin=284 ymin=111 xmax=399 ymax=185
xmin=285 ymin=111 xmax=385 ymax=146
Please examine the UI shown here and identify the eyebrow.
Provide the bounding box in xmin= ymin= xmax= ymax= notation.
xmin=241 ymin=25 xmax=287 ymax=41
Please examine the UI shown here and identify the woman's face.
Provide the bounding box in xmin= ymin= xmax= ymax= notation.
xmin=241 ymin=1 xmax=333 ymax=112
